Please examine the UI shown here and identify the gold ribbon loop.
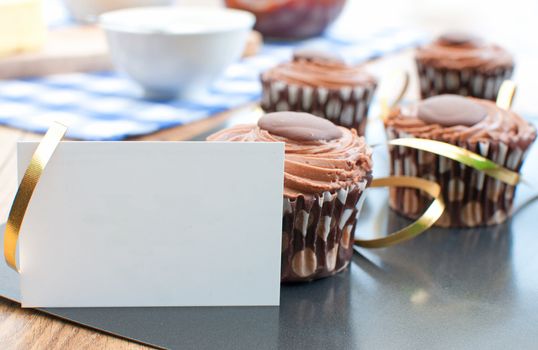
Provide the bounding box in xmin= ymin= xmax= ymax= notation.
xmin=355 ymin=176 xmax=445 ymax=248
xmin=5 ymin=123 xmax=524 ymax=266
xmin=4 ymin=123 xmax=67 ymax=272
xmin=379 ymin=70 xmax=410 ymax=119
xmin=496 ymin=80 xmax=517 ymax=110
xmin=388 ymin=138 xmax=520 ymax=186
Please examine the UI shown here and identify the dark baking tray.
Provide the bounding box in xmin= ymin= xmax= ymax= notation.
xmin=1 ymin=117 xmax=537 ymax=350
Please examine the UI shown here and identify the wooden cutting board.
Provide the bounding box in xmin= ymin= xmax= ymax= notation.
xmin=0 ymin=26 xmax=112 ymax=79
xmin=0 ymin=26 xmax=262 ymax=79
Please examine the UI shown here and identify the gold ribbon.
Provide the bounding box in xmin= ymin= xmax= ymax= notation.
xmin=496 ymin=80 xmax=517 ymax=110
xmin=354 ymin=134 xmax=525 ymax=249
xmin=379 ymin=70 xmax=410 ymax=119
xmin=354 ymin=79 xmax=521 ymax=248
xmin=354 ymin=176 xmax=445 ymax=248
xmin=4 ymin=123 xmax=67 ymax=271
xmin=2 ymin=108 xmax=526 ymax=265
xmin=2 ymin=124 xmax=446 ymax=267
xmin=388 ymin=138 xmax=520 ymax=186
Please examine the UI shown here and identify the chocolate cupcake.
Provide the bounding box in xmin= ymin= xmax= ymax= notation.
xmin=416 ymin=32 xmax=514 ymax=100
xmin=208 ymin=112 xmax=372 ymax=282
xmin=385 ymin=94 xmax=536 ymax=228
xmin=260 ymin=49 xmax=377 ymax=135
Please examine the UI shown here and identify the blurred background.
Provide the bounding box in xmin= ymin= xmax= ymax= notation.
xmin=1 ymin=0 xmax=536 ymax=141
xmin=37 ymin=0 xmax=538 ymax=116
xmin=332 ymin=0 xmax=538 ymax=114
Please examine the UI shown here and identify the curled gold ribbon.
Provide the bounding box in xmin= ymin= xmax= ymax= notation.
xmin=2 ymin=116 xmax=525 ymax=266
xmin=379 ymin=70 xmax=410 ymax=120
xmin=496 ymin=80 xmax=517 ymax=110
xmin=354 ymin=176 xmax=445 ymax=248
xmin=388 ymin=138 xmax=520 ymax=186
xmin=4 ymin=123 xmax=67 ymax=271
xmin=356 ymin=79 xmax=521 ymax=249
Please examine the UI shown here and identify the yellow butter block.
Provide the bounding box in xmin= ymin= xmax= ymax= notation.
xmin=0 ymin=0 xmax=46 ymax=57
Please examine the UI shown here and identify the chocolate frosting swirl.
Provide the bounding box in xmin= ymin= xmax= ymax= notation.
xmin=207 ymin=112 xmax=372 ymax=198
xmin=292 ymin=48 xmax=346 ymax=65
xmin=436 ymin=32 xmax=483 ymax=47
xmin=385 ymin=95 xmax=536 ymax=147
xmin=416 ymin=33 xmax=514 ymax=72
xmin=262 ymin=49 xmax=377 ymax=89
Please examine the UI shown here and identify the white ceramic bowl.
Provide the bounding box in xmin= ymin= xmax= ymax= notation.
xmin=100 ymin=7 xmax=255 ymax=99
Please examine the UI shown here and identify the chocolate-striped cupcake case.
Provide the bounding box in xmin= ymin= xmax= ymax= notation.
xmin=415 ymin=33 xmax=514 ymax=101
xmin=386 ymin=129 xmax=531 ymax=228
xmin=208 ymin=111 xmax=373 ymax=282
xmin=384 ymin=95 xmax=536 ymax=228
xmin=261 ymin=78 xmax=376 ymax=135
xmin=281 ymin=180 xmax=368 ymax=282
xmin=260 ymin=49 xmax=377 ymax=135
xmin=416 ymin=62 xmax=514 ymax=101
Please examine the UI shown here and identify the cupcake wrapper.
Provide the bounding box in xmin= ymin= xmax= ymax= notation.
xmin=261 ymin=77 xmax=377 ymax=135
xmin=386 ymin=128 xmax=531 ymax=228
xmin=415 ymin=60 xmax=514 ymax=101
xmin=281 ymin=179 xmax=369 ymax=282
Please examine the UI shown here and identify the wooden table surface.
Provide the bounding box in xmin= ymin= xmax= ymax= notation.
xmin=0 ymin=46 xmax=536 ymax=349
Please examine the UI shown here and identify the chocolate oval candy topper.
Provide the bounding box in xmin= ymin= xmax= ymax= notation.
xmin=437 ymin=32 xmax=483 ymax=47
xmin=293 ymin=48 xmax=346 ymax=65
xmin=258 ymin=112 xmax=342 ymax=141
xmin=417 ymin=94 xmax=487 ymax=127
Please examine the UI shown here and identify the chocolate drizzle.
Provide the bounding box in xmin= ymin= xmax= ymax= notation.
xmin=417 ymin=95 xmax=487 ymax=127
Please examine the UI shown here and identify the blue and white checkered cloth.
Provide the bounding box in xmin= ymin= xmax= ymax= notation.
xmin=0 ymin=26 xmax=425 ymax=140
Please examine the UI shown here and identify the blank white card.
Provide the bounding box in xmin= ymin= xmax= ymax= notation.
xmin=17 ymin=141 xmax=284 ymax=307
